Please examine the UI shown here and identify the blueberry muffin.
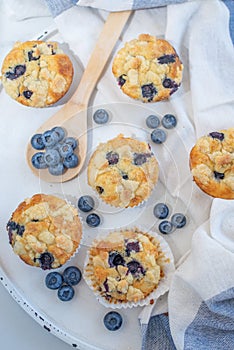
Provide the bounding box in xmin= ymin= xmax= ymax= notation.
xmin=190 ymin=128 xmax=234 ymax=199
xmin=84 ymin=229 xmax=166 ymax=305
xmin=87 ymin=134 xmax=159 ymax=208
xmin=1 ymin=41 xmax=73 ymax=107
xmin=6 ymin=194 xmax=82 ymax=269
xmin=112 ymin=34 xmax=183 ymax=103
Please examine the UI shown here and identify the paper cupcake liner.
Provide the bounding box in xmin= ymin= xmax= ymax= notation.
xmin=83 ymin=225 xmax=175 ymax=309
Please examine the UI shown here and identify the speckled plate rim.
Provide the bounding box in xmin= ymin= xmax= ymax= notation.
xmin=0 ymin=264 xmax=100 ymax=350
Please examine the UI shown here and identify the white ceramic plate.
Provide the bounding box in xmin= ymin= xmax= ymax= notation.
xmin=0 ymin=99 xmax=196 ymax=350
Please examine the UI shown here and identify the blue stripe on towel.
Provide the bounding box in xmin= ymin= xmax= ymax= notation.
xmin=133 ymin=0 xmax=186 ymax=9
xmin=141 ymin=314 xmax=176 ymax=350
xmin=45 ymin=0 xmax=78 ymax=17
xmin=184 ymin=287 xmax=234 ymax=350
xmin=223 ymin=0 xmax=234 ymax=44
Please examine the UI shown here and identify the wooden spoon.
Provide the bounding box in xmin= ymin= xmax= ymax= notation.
xmin=26 ymin=10 xmax=132 ymax=183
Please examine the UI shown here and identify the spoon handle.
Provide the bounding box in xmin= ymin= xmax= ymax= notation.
xmin=69 ymin=10 xmax=132 ymax=108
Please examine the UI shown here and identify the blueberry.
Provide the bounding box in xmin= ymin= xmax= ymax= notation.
xmin=45 ymin=272 xmax=63 ymax=290
xmin=16 ymin=64 xmax=26 ymax=75
xmin=31 ymin=134 xmax=45 ymax=150
xmin=171 ymin=213 xmax=187 ymax=229
xmin=159 ymin=220 xmax=174 ymax=234
xmin=153 ymin=203 xmax=169 ymax=219
xmin=44 ymin=149 xmax=61 ymax=166
xmin=169 ymin=84 xmax=179 ymax=95
xmin=31 ymin=152 xmax=48 ymax=169
xmin=17 ymin=225 xmax=25 ymax=236
xmin=63 ymin=266 xmax=82 ymax=286
xmin=118 ymin=75 xmax=127 ymax=87
xmin=48 ymin=163 xmax=65 ymax=176
xmin=122 ymin=173 xmax=129 ymax=180
xmin=146 ymin=115 xmax=160 ymax=129
xmin=6 ymin=221 xmax=25 ymax=242
xmin=127 ymin=261 xmax=145 ymax=275
xmin=103 ymin=279 xmax=109 ymax=292
xmin=96 ymin=186 xmax=104 ymax=194
xmin=214 ymin=171 xmax=225 ymax=180
xmin=6 ymin=221 xmax=18 ymax=231
xmin=141 ymin=83 xmax=157 ymax=102
xmin=28 ymin=51 xmax=40 ymax=61
xmin=106 ymin=151 xmax=119 ymax=165
xmin=158 ymin=54 xmax=176 ymax=64
xmin=162 ymin=78 xmax=174 ymax=89
xmin=161 ymin=114 xmax=177 ymax=129
xmin=42 ymin=130 xmax=59 ymax=148
xmin=63 ymin=154 xmax=79 ymax=168
xmin=78 ymin=195 xmax=95 ymax=212
xmin=108 ymin=252 xmax=125 ymax=267
xmin=5 ymin=71 xmax=16 ymax=80
xmin=125 ymin=241 xmax=140 ymax=256
xmin=151 ymin=129 xmax=167 ymax=144
xmin=58 ymin=143 xmax=73 ymax=158
xmin=209 ymin=132 xmax=224 ymax=141
xmin=86 ymin=213 xmax=101 ymax=227
xmin=51 ymin=127 xmax=66 ymax=142
xmin=6 ymin=221 xmax=17 ymax=244
xmin=103 ymin=311 xmax=123 ymax=331
xmin=6 ymin=64 xmax=26 ymax=80
xmin=23 ymin=90 xmax=33 ymax=99
xmin=57 ymin=285 xmax=75 ymax=302
xmin=8 ymin=230 xmax=13 ymax=245
xmin=133 ymin=153 xmax=151 ymax=166
xmin=93 ymin=109 xmax=109 ymax=124
xmin=39 ymin=252 xmax=54 ymax=270
xmin=17 ymin=65 xmax=27 ymax=77
xmin=63 ymin=137 xmax=78 ymax=150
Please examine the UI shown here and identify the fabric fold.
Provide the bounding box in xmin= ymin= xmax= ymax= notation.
xmin=169 ymin=223 xmax=234 ymax=350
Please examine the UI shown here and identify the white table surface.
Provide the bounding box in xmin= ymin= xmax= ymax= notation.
xmin=0 ymin=2 xmax=75 ymax=349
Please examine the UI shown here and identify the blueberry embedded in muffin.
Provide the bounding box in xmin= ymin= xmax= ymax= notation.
xmin=87 ymin=134 xmax=159 ymax=208
xmin=189 ymin=128 xmax=234 ymax=199
xmin=112 ymin=34 xmax=183 ymax=103
xmin=1 ymin=41 xmax=73 ymax=107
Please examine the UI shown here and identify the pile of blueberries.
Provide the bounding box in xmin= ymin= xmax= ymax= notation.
xmin=31 ymin=126 xmax=79 ymax=176
xmin=77 ymin=195 xmax=101 ymax=228
xmin=45 ymin=266 xmax=82 ymax=301
xmin=146 ymin=113 xmax=177 ymax=144
xmin=153 ymin=203 xmax=187 ymax=234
